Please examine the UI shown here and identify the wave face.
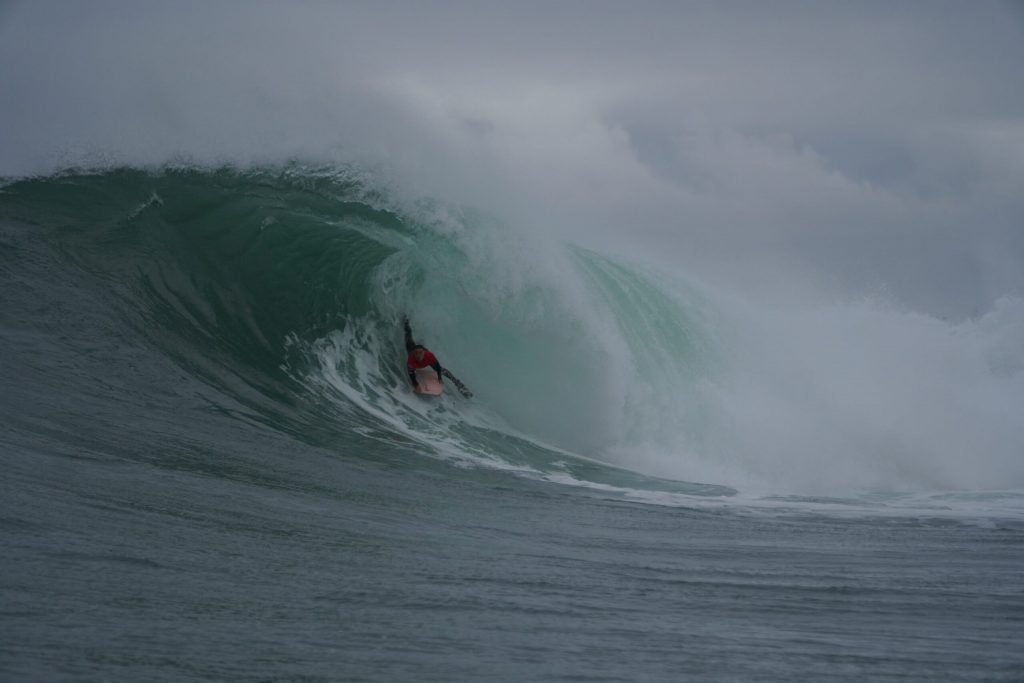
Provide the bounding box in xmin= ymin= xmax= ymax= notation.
xmin=2 ymin=166 xmax=1023 ymax=500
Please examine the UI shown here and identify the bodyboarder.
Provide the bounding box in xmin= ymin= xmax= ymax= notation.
xmin=404 ymin=316 xmax=443 ymax=393
xmin=402 ymin=316 xmax=473 ymax=398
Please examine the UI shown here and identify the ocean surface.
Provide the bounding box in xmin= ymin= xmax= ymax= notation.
xmin=2 ymin=166 xmax=1023 ymax=682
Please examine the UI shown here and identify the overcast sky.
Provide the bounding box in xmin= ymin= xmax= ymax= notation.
xmin=2 ymin=1 xmax=1022 ymax=315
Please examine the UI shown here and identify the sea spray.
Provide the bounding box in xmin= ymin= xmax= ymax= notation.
xmin=3 ymin=165 xmax=1023 ymax=499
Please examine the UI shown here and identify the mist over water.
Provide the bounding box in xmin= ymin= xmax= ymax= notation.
xmin=3 ymin=2 xmax=1022 ymax=317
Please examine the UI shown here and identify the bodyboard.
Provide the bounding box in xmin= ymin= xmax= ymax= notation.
xmin=413 ymin=367 xmax=444 ymax=396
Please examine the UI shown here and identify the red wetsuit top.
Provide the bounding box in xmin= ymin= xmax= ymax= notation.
xmin=407 ymin=349 xmax=442 ymax=386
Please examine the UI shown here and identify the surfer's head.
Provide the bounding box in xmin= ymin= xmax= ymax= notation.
xmin=412 ymin=347 xmax=426 ymax=362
